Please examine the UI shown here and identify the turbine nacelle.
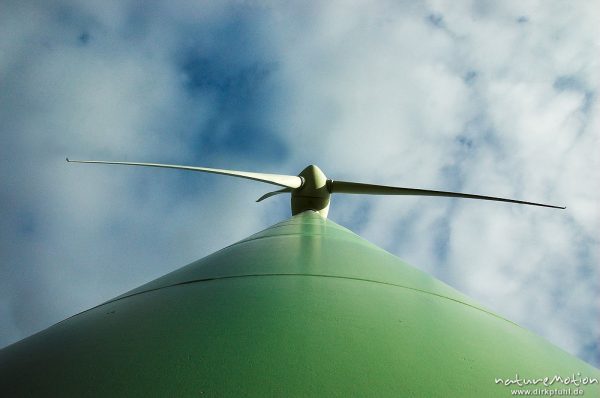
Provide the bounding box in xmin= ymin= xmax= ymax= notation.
xmin=292 ymin=165 xmax=330 ymax=217
xmin=66 ymin=158 xmax=566 ymax=217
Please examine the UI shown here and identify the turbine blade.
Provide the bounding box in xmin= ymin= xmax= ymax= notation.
xmin=66 ymin=158 xmax=303 ymax=189
xmin=256 ymin=187 xmax=293 ymax=202
xmin=330 ymin=180 xmax=565 ymax=209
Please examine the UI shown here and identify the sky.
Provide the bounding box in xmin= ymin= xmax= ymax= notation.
xmin=0 ymin=0 xmax=598 ymax=367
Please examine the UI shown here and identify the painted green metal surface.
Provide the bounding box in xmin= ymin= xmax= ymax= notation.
xmin=1 ymin=211 xmax=598 ymax=396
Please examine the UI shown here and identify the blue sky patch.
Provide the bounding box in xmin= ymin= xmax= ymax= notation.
xmin=426 ymin=13 xmax=445 ymax=28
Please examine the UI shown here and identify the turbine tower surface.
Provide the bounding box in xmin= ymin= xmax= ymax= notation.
xmin=1 ymin=212 xmax=598 ymax=396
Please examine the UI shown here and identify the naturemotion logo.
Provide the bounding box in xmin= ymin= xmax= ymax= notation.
xmin=494 ymin=373 xmax=598 ymax=388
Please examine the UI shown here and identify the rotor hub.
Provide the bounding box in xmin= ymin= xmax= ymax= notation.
xmin=291 ymin=165 xmax=331 ymax=217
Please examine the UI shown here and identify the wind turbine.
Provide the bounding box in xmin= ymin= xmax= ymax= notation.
xmin=2 ymin=159 xmax=596 ymax=397
xmin=63 ymin=158 xmax=566 ymax=217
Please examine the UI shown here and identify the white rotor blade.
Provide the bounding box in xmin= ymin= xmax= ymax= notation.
xmin=256 ymin=187 xmax=293 ymax=202
xmin=330 ymin=180 xmax=565 ymax=209
xmin=66 ymin=158 xmax=303 ymax=189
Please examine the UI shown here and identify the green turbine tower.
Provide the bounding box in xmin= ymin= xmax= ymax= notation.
xmin=1 ymin=160 xmax=597 ymax=397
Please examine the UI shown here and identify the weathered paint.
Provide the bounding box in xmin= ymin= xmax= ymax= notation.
xmin=1 ymin=211 xmax=598 ymax=396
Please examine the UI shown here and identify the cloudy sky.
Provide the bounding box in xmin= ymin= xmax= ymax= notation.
xmin=1 ymin=0 xmax=598 ymax=367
